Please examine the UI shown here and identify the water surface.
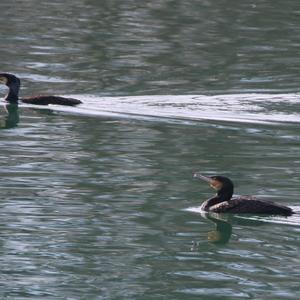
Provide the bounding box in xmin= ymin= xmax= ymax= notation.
xmin=1 ymin=108 xmax=299 ymax=299
xmin=0 ymin=1 xmax=300 ymax=299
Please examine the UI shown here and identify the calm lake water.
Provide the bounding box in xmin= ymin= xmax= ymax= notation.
xmin=1 ymin=1 xmax=300 ymax=299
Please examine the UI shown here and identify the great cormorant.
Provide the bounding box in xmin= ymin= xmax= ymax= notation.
xmin=193 ymin=173 xmax=293 ymax=216
xmin=0 ymin=73 xmax=82 ymax=106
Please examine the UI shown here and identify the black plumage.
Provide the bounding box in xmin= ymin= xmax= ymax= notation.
xmin=193 ymin=173 xmax=293 ymax=216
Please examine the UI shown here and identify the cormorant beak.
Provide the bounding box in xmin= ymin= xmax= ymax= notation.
xmin=193 ymin=172 xmax=213 ymax=184
xmin=193 ymin=172 xmax=221 ymax=190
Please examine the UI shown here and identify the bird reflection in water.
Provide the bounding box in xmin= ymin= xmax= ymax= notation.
xmin=0 ymin=103 xmax=19 ymax=129
xmin=204 ymin=212 xmax=233 ymax=244
xmin=191 ymin=211 xmax=267 ymax=247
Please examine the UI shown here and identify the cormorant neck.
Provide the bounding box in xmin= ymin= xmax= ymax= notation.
xmin=5 ymin=84 xmax=20 ymax=103
xmin=201 ymin=189 xmax=233 ymax=211
xmin=201 ymin=196 xmax=223 ymax=211
xmin=217 ymin=188 xmax=233 ymax=202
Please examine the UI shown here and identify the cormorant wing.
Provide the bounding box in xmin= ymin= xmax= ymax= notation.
xmin=22 ymin=96 xmax=82 ymax=106
xmin=210 ymin=196 xmax=293 ymax=215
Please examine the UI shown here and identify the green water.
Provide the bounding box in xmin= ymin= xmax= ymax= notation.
xmin=1 ymin=1 xmax=300 ymax=299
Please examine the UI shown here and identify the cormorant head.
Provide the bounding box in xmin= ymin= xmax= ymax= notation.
xmin=0 ymin=73 xmax=21 ymax=89
xmin=0 ymin=73 xmax=21 ymax=102
xmin=193 ymin=173 xmax=234 ymax=198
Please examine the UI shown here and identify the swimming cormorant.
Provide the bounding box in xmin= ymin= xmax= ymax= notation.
xmin=0 ymin=73 xmax=82 ymax=106
xmin=193 ymin=173 xmax=294 ymax=216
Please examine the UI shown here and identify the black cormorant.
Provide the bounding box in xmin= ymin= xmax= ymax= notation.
xmin=193 ymin=173 xmax=294 ymax=216
xmin=0 ymin=73 xmax=82 ymax=106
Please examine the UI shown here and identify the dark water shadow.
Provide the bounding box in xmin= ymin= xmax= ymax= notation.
xmin=0 ymin=103 xmax=19 ymax=129
xmin=200 ymin=212 xmax=268 ymax=245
